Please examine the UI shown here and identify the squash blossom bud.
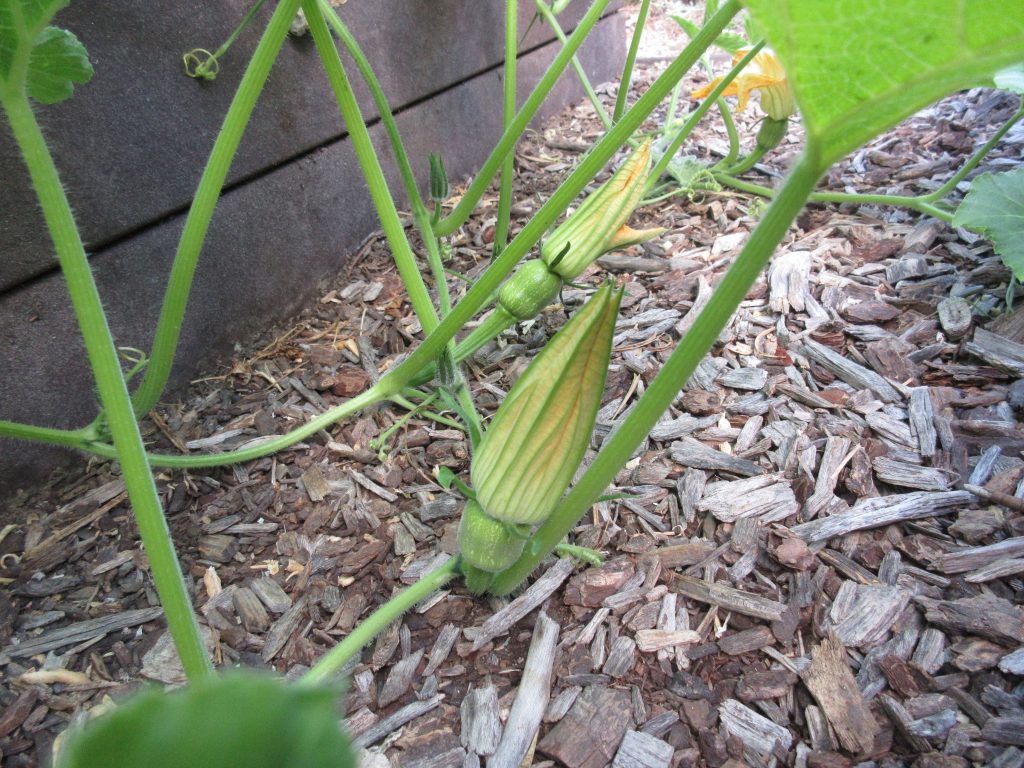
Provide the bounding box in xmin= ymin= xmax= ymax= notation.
xmin=471 ymin=281 xmax=623 ymax=525
xmin=541 ymin=140 xmax=664 ymax=281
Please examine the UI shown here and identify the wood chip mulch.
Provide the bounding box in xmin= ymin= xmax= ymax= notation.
xmin=2 ymin=5 xmax=1023 ymax=767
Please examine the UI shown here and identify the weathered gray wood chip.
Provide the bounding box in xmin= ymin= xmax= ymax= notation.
xmin=791 ymin=490 xmax=973 ymax=542
xmin=937 ymin=296 xmax=973 ymax=340
xmin=669 ymin=436 xmax=764 ymax=477
xmin=249 ymin=576 xmax=293 ymax=614
xmin=872 ymin=456 xmax=951 ymax=491
xmin=965 ymin=328 xmax=1024 ymax=376
xmin=716 ymin=367 xmax=769 ymax=391
xmin=460 ymin=684 xmax=501 ymax=756
xmin=4 ymin=607 xmax=164 ymax=658
xmin=801 ymin=338 xmax=902 ymax=402
xmin=602 ymin=636 xmax=637 ymax=678
xmin=915 ymin=593 xmax=1024 ymax=644
xmin=908 ymin=387 xmax=937 ymax=458
xmin=467 ymin=557 xmax=573 ymax=651
xmin=423 ymin=623 xmax=460 ymax=677
xmin=829 ymin=583 xmax=909 ymax=647
xmin=377 ymin=648 xmax=424 ymax=708
xmin=262 ymin=594 xmax=309 ymax=662
xmin=352 ymin=694 xmax=444 ymax=748
xmin=612 ymin=730 xmax=674 ymax=768
xmin=939 ymin=537 xmax=1024 ymax=574
xmin=671 ymin=574 xmax=786 ymax=621
xmin=719 ymin=698 xmax=793 ymax=756
xmin=489 ymin=611 xmax=560 ymax=768
xmin=699 ymin=473 xmax=797 ymax=522
xmin=232 ymin=586 xmax=271 ymax=632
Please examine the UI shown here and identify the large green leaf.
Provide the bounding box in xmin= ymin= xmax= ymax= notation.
xmin=740 ymin=0 xmax=1024 ymax=168
xmin=0 ymin=0 xmax=92 ymax=103
xmin=953 ymin=168 xmax=1024 ymax=281
xmin=56 ymin=673 xmax=355 ymax=768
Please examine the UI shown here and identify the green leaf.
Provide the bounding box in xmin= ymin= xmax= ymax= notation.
xmin=56 ymin=673 xmax=355 ymax=768
xmin=0 ymin=1 xmax=92 ymax=104
xmin=995 ymin=63 xmax=1024 ymax=95
xmin=740 ymin=0 xmax=1024 ymax=168
xmin=953 ymin=168 xmax=1024 ymax=281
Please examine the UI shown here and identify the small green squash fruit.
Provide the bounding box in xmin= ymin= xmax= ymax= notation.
xmin=458 ymin=499 xmax=528 ymax=575
xmin=497 ymin=259 xmax=562 ymax=321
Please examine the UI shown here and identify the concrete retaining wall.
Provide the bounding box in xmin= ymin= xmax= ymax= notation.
xmin=0 ymin=1 xmax=624 ymax=497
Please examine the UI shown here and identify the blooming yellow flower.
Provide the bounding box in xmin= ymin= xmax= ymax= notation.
xmin=692 ymin=48 xmax=795 ymax=121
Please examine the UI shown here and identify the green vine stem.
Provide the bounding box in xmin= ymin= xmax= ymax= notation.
xmin=433 ymin=0 xmax=614 ymax=236
xmin=714 ymin=173 xmax=955 ymax=223
xmin=493 ymin=0 xmax=519 ymax=257
xmin=131 ymin=0 xmax=303 ymax=417
xmin=299 ymin=556 xmax=462 ymax=685
xmin=490 ymin=147 xmax=824 ymax=595
xmin=7 ymin=1 xmax=739 ymax=471
xmin=723 ymin=141 xmax=769 ymax=175
xmin=646 ymin=41 xmax=764 ymax=191
xmin=1 ymin=95 xmax=212 ymax=681
xmin=716 ymin=96 xmax=741 ymax=168
xmin=303 ymin=1 xmax=440 ymax=336
xmin=613 ymin=0 xmax=650 ymax=123
xmin=534 ymin=0 xmax=613 ymax=131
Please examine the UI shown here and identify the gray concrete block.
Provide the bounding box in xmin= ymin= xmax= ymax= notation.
xmin=0 ymin=0 xmax=605 ymax=290
xmin=0 ymin=11 xmax=625 ymax=500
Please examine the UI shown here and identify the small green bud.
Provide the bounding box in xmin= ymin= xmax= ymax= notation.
xmin=756 ymin=118 xmax=789 ymax=151
xmin=541 ymin=140 xmax=664 ymax=280
xmin=429 ymin=154 xmax=449 ymax=202
xmin=458 ymin=499 xmax=527 ymax=573
xmin=472 ymin=281 xmax=623 ymax=525
xmin=497 ymin=260 xmax=563 ymax=321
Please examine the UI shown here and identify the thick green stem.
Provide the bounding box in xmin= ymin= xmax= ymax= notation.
xmin=490 ymin=148 xmax=824 ymax=595
xmin=493 ymin=0 xmax=519 ymax=257
xmin=613 ymin=0 xmax=649 ymax=123
xmin=434 ymin=0 xmax=614 ymax=236
xmin=132 ymin=0 xmax=302 ymax=416
xmin=303 ymin=1 xmax=439 ymax=334
xmin=0 ymin=420 xmax=95 ymax=449
xmin=715 ymin=173 xmax=955 ymax=223
xmin=299 ymin=556 xmax=461 ymax=685
xmin=647 ymin=42 xmax=764 ymax=190
xmin=319 ymin=0 xmax=426 ymax=216
xmin=724 ymin=142 xmax=768 ymax=175
xmin=535 ymin=0 xmax=613 ymax=131
xmin=2 ymin=94 xmax=212 ymax=681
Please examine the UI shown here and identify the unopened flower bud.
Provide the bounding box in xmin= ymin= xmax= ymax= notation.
xmin=541 ymin=140 xmax=664 ymax=280
xmin=471 ymin=281 xmax=623 ymax=525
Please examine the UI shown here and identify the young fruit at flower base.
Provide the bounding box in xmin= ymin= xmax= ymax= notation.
xmin=497 ymin=259 xmax=563 ymax=322
xmin=471 ymin=280 xmax=623 ymax=526
xmin=540 ymin=140 xmax=664 ymax=281
xmin=458 ymin=499 xmax=528 ymax=593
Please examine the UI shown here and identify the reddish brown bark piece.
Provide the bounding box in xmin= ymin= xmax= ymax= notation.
xmin=800 ymin=634 xmax=879 ymax=756
xmin=538 ymin=686 xmax=633 ymax=768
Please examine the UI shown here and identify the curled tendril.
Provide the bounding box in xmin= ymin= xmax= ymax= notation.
xmin=182 ymin=49 xmax=220 ymax=80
